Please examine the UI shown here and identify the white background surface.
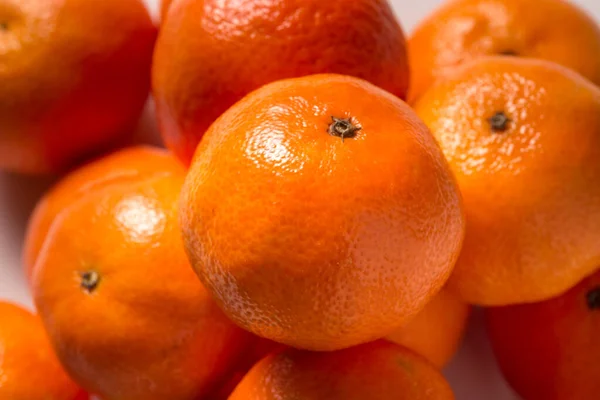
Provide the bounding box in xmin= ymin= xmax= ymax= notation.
xmin=2 ymin=0 xmax=600 ymax=399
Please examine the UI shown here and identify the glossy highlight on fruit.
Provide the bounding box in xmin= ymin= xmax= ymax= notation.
xmin=414 ymin=56 xmax=600 ymax=305
xmin=23 ymin=146 xmax=184 ymax=282
xmin=153 ymin=0 xmax=409 ymax=164
xmin=33 ymin=174 xmax=253 ymax=400
xmin=180 ymin=73 xmax=465 ymax=351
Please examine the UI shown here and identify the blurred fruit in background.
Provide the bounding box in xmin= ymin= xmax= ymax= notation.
xmin=414 ymin=57 xmax=600 ymax=306
xmin=0 ymin=0 xmax=156 ymax=174
xmin=32 ymin=173 xmax=254 ymax=400
xmin=23 ymin=146 xmax=184 ymax=282
xmin=228 ymin=340 xmax=455 ymax=400
xmin=0 ymin=301 xmax=87 ymax=400
xmin=486 ymin=268 xmax=600 ymax=400
xmin=160 ymin=0 xmax=173 ymax=20
xmin=408 ymin=0 xmax=600 ymax=103
xmin=387 ymin=288 xmax=470 ymax=368
xmin=180 ymin=73 xmax=465 ymax=351
xmin=152 ymin=0 xmax=410 ymax=164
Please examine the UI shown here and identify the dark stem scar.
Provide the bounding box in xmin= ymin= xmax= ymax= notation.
xmin=488 ymin=111 xmax=511 ymax=133
xmin=81 ymin=270 xmax=100 ymax=293
xmin=586 ymin=286 xmax=600 ymax=310
xmin=328 ymin=116 xmax=361 ymax=142
xmin=0 ymin=22 xmax=8 ymax=31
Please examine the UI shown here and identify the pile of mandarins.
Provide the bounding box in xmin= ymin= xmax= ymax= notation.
xmin=1 ymin=0 xmax=600 ymax=398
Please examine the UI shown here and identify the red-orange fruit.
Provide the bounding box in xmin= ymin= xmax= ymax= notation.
xmin=229 ymin=341 xmax=455 ymax=400
xmin=153 ymin=0 xmax=409 ymax=164
xmin=486 ymin=269 xmax=600 ymax=400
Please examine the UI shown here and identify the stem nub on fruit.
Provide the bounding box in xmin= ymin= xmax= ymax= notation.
xmin=587 ymin=286 xmax=600 ymax=310
xmin=0 ymin=22 xmax=7 ymax=31
xmin=328 ymin=116 xmax=361 ymax=141
xmin=488 ymin=111 xmax=511 ymax=133
xmin=81 ymin=271 xmax=100 ymax=293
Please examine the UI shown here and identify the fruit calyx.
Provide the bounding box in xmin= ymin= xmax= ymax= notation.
xmin=488 ymin=111 xmax=511 ymax=133
xmin=328 ymin=116 xmax=361 ymax=141
xmin=586 ymin=286 xmax=600 ymax=310
xmin=81 ymin=271 xmax=100 ymax=293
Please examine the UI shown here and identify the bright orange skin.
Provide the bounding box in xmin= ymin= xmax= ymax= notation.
xmin=387 ymin=288 xmax=470 ymax=368
xmin=180 ymin=74 xmax=465 ymax=351
xmin=486 ymin=269 xmax=600 ymax=400
xmin=33 ymin=174 xmax=253 ymax=400
xmin=414 ymin=57 xmax=600 ymax=306
xmin=0 ymin=301 xmax=87 ymax=400
xmin=23 ymin=146 xmax=184 ymax=282
xmin=207 ymin=338 xmax=287 ymax=400
xmin=153 ymin=0 xmax=409 ymax=164
xmin=229 ymin=341 xmax=455 ymax=400
xmin=408 ymin=0 xmax=600 ymax=103
xmin=0 ymin=0 xmax=156 ymax=174
xmin=160 ymin=0 xmax=173 ymax=20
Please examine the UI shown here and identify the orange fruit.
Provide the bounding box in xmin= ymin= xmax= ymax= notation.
xmin=0 ymin=301 xmax=87 ymax=400
xmin=413 ymin=57 xmax=600 ymax=306
xmin=207 ymin=338 xmax=287 ymax=400
xmin=408 ymin=0 xmax=600 ymax=102
xmin=0 ymin=0 xmax=156 ymax=174
xmin=23 ymin=145 xmax=184 ymax=282
xmin=228 ymin=340 xmax=455 ymax=400
xmin=160 ymin=0 xmax=173 ymax=20
xmin=33 ymin=173 xmax=253 ymax=400
xmin=387 ymin=288 xmax=470 ymax=367
xmin=486 ymin=268 xmax=600 ymax=400
xmin=153 ymin=0 xmax=409 ymax=164
xmin=180 ymin=74 xmax=465 ymax=351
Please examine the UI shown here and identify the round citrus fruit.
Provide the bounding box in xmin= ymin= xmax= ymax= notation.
xmin=229 ymin=340 xmax=455 ymax=400
xmin=23 ymin=146 xmax=184 ymax=282
xmin=153 ymin=0 xmax=409 ymax=164
xmin=33 ymin=174 xmax=253 ymax=400
xmin=180 ymin=73 xmax=465 ymax=351
xmin=0 ymin=0 xmax=156 ymax=174
xmin=0 ymin=301 xmax=87 ymax=400
xmin=409 ymin=0 xmax=600 ymax=102
xmin=387 ymin=288 xmax=470 ymax=367
xmin=486 ymin=268 xmax=600 ymax=400
xmin=413 ymin=56 xmax=600 ymax=306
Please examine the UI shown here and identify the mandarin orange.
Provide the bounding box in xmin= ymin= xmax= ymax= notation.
xmin=408 ymin=0 xmax=600 ymax=102
xmin=33 ymin=174 xmax=253 ymax=400
xmin=414 ymin=57 xmax=600 ymax=305
xmin=0 ymin=0 xmax=156 ymax=173
xmin=387 ymin=288 xmax=470 ymax=367
xmin=153 ymin=0 xmax=409 ymax=164
xmin=180 ymin=74 xmax=465 ymax=350
xmin=23 ymin=146 xmax=184 ymax=281
xmin=486 ymin=268 xmax=600 ymax=400
xmin=229 ymin=341 xmax=455 ymax=400
xmin=0 ymin=301 xmax=87 ymax=400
